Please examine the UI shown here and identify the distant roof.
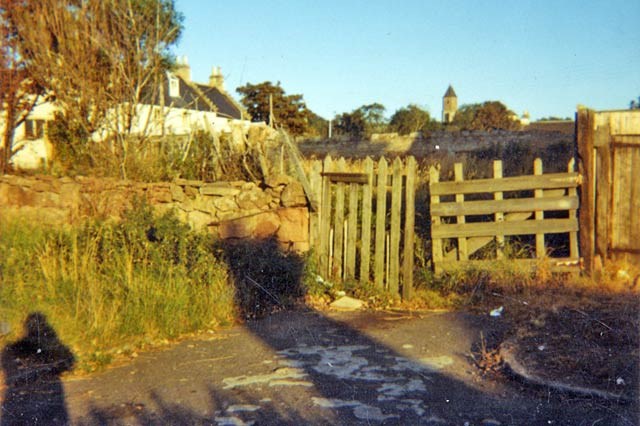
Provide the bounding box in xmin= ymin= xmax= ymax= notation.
xmin=443 ymin=85 xmax=457 ymax=98
xmin=141 ymin=74 xmax=243 ymax=120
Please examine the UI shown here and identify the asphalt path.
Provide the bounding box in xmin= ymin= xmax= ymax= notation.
xmin=2 ymin=309 xmax=637 ymax=425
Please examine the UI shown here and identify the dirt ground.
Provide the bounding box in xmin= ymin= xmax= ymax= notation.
xmin=470 ymin=283 xmax=639 ymax=403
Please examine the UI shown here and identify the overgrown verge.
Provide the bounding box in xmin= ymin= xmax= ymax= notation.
xmin=0 ymin=201 xmax=236 ymax=372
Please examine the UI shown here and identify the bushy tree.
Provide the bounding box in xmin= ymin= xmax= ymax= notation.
xmin=630 ymin=97 xmax=640 ymax=110
xmin=389 ymin=104 xmax=433 ymax=135
xmin=7 ymin=0 xmax=183 ymax=177
xmin=333 ymin=109 xmax=366 ymax=139
xmin=236 ymin=81 xmax=311 ymax=136
xmin=452 ymin=101 xmax=519 ymax=131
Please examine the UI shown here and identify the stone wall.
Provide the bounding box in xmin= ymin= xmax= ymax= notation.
xmin=0 ymin=174 xmax=310 ymax=251
xmin=298 ymin=129 xmax=574 ymax=159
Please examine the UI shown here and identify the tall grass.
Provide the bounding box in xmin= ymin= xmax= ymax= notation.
xmin=0 ymin=202 xmax=235 ymax=371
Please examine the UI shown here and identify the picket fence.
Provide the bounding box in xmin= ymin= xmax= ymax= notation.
xmin=308 ymin=156 xmax=416 ymax=299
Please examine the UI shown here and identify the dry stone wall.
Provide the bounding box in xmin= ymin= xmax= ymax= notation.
xmin=0 ymin=174 xmax=310 ymax=251
xmin=298 ymin=129 xmax=573 ymax=159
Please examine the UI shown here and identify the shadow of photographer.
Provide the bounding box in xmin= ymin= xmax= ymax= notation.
xmin=1 ymin=312 xmax=75 ymax=426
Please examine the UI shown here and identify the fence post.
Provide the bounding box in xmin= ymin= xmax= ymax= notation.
xmin=402 ymin=157 xmax=416 ymax=299
xmin=389 ymin=157 xmax=403 ymax=295
xmin=319 ymin=156 xmax=333 ymax=277
xmin=493 ymin=160 xmax=504 ymax=259
xmin=454 ymin=163 xmax=468 ymax=260
xmin=534 ymin=158 xmax=545 ymax=258
xmin=429 ymin=165 xmax=442 ymax=274
xmin=577 ymin=108 xmax=596 ymax=273
xmin=309 ymin=160 xmax=322 ymax=247
xmin=374 ymin=157 xmax=388 ymax=288
xmin=345 ymin=172 xmax=359 ymax=280
xmin=359 ymin=157 xmax=374 ymax=284
xmin=568 ymin=158 xmax=579 ymax=263
xmin=332 ymin=158 xmax=346 ymax=280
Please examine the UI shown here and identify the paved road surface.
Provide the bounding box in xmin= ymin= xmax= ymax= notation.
xmin=2 ymin=310 xmax=637 ymax=425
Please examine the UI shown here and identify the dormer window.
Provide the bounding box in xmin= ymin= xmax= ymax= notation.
xmin=169 ymin=75 xmax=180 ymax=97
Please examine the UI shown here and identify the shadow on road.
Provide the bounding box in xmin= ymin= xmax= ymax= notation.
xmin=1 ymin=312 xmax=75 ymax=426
xmin=69 ymin=239 xmax=637 ymax=425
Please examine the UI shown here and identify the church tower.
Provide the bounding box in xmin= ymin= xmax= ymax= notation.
xmin=442 ymin=85 xmax=458 ymax=124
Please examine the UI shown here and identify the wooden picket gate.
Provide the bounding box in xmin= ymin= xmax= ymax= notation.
xmin=308 ymin=156 xmax=416 ymax=299
xmin=429 ymin=158 xmax=581 ymax=274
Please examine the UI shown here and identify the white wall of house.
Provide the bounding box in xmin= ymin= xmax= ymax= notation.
xmin=5 ymin=101 xmax=56 ymax=170
xmin=7 ymin=101 xmax=260 ymax=170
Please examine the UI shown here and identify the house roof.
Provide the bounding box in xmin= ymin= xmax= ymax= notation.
xmin=142 ymin=74 xmax=244 ymax=120
xmin=443 ymin=85 xmax=457 ymax=98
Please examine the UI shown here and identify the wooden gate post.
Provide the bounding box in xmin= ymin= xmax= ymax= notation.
xmin=576 ymin=107 xmax=596 ymax=274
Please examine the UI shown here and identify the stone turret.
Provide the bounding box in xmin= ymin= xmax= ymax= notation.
xmin=442 ymin=85 xmax=458 ymax=124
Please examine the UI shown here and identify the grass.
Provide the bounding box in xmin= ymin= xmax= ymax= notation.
xmin=0 ymin=202 xmax=236 ymax=371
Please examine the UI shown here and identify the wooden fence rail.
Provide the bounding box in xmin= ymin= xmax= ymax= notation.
xmin=309 ymin=156 xmax=416 ymax=299
xmin=429 ymin=158 xmax=581 ymax=274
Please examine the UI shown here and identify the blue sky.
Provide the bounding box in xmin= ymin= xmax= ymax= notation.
xmin=175 ymin=0 xmax=640 ymax=121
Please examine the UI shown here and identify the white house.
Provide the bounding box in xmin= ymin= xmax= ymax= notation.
xmin=5 ymin=57 xmax=258 ymax=170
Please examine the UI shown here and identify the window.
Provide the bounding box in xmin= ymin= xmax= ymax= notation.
xmin=24 ymin=119 xmax=45 ymax=140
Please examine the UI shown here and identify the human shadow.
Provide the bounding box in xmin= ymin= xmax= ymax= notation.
xmin=1 ymin=312 xmax=75 ymax=426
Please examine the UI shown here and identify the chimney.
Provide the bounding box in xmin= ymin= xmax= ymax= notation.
xmin=209 ymin=66 xmax=224 ymax=90
xmin=174 ymin=55 xmax=191 ymax=82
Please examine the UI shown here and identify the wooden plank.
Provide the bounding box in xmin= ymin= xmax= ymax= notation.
xmin=402 ymin=157 xmax=416 ymax=300
xmin=534 ymin=159 xmax=545 ymax=258
xmin=309 ymin=160 xmax=323 ymax=247
xmin=332 ymin=158 xmax=346 ymax=280
xmin=345 ymin=181 xmax=358 ymax=280
xmin=437 ymin=258 xmax=581 ymax=274
xmin=595 ymin=124 xmax=611 ymax=260
xmin=442 ymin=189 xmax=567 ymax=262
xmin=318 ymin=156 xmax=333 ymax=277
xmin=577 ymin=108 xmax=596 ymax=273
xmin=430 ymin=196 xmax=579 ymax=217
xmin=429 ymin=166 xmax=443 ymax=273
xmin=280 ymin=130 xmax=319 ymax=211
xmin=374 ymin=157 xmax=388 ymax=288
xmin=611 ymin=146 xmax=632 ymax=250
xmin=630 ymin=147 xmax=640 ymax=251
xmin=359 ymin=157 xmax=374 ymax=284
xmin=454 ymin=163 xmax=468 ymax=261
xmin=321 ymin=172 xmax=369 ymax=184
xmin=432 ymin=218 xmax=578 ymax=239
xmin=429 ymin=172 xmax=581 ymax=196
xmin=494 ymin=161 xmax=504 ymax=259
xmin=567 ymin=158 xmax=579 ymax=261
xmin=388 ymin=158 xmax=403 ymax=295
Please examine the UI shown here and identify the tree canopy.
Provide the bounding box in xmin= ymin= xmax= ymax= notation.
xmin=389 ymin=104 xmax=433 ymax=135
xmin=451 ymin=101 xmax=519 ymax=131
xmin=236 ymin=81 xmax=311 ymax=136
xmin=333 ymin=103 xmax=388 ymax=139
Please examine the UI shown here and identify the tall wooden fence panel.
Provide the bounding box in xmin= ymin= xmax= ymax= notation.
xmin=577 ymin=109 xmax=640 ymax=272
xmin=429 ymin=158 xmax=581 ymax=273
xmin=309 ymin=156 xmax=416 ymax=299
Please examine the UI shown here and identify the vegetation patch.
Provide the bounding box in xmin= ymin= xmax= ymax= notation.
xmin=0 ymin=201 xmax=235 ymax=372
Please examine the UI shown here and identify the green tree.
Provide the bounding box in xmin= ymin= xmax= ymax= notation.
xmin=236 ymin=81 xmax=311 ymax=136
xmin=333 ymin=109 xmax=366 ymax=139
xmin=389 ymin=104 xmax=433 ymax=135
xmin=630 ymin=97 xmax=639 ymax=110
xmin=359 ymin=103 xmax=387 ymax=134
xmin=452 ymin=101 xmax=519 ymax=131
